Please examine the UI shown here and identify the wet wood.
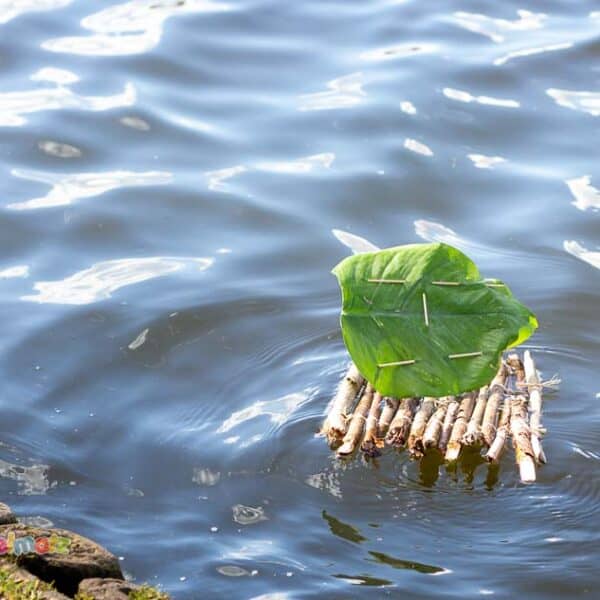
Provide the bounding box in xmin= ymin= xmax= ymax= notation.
xmin=322 ymin=363 xmax=364 ymax=444
xmin=337 ymin=384 xmax=375 ymax=457
xmin=377 ymin=397 xmax=400 ymax=437
xmin=445 ymin=392 xmax=476 ymax=461
xmin=481 ymin=363 xmax=508 ymax=447
xmin=438 ymin=397 xmax=459 ymax=454
xmin=386 ymin=397 xmax=418 ymax=447
xmin=509 ymin=395 xmax=536 ymax=483
xmin=462 ymin=386 xmax=488 ymax=446
xmin=485 ymin=393 xmax=511 ymax=462
xmin=524 ymin=350 xmax=547 ymax=464
xmin=423 ymin=399 xmax=448 ymax=449
xmin=361 ymin=392 xmax=383 ymax=457
xmin=407 ymin=398 xmax=435 ymax=458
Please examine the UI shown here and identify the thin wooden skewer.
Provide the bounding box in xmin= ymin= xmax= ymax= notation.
xmin=321 ymin=363 xmax=364 ymax=444
xmin=482 ymin=362 xmax=508 ymax=447
xmin=378 ymin=397 xmax=400 ymax=437
xmin=524 ymin=350 xmax=547 ymax=464
xmin=367 ymin=278 xmax=406 ymax=284
xmin=422 ymin=293 xmax=430 ymax=326
xmin=337 ymin=384 xmax=375 ymax=457
xmin=386 ymin=397 xmax=418 ymax=447
xmin=408 ymin=398 xmax=435 ymax=458
xmin=463 ymin=386 xmax=488 ymax=446
xmin=423 ymin=399 xmax=448 ymax=449
xmin=438 ymin=397 xmax=459 ymax=454
xmin=509 ymin=395 xmax=536 ymax=483
xmin=361 ymin=392 xmax=383 ymax=457
xmin=445 ymin=392 xmax=476 ymax=461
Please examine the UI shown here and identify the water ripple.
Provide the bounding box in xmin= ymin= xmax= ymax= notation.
xmin=452 ymin=10 xmax=546 ymax=43
xmin=563 ymin=241 xmax=600 ymax=271
xmin=443 ymin=87 xmax=519 ymax=108
xmin=566 ymin=176 xmax=600 ymax=212
xmin=547 ymin=88 xmax=600 ymax=116
xmin=8 ymin=169 xmax=172 ymax=210
xmin=22 ymin=256 xmax=214 ymax=304
xmin=298 ymin=72 xmax=366 ymax=111
xmin=0 ymin=0 xmax=72 ymax=25
xmin=43 ymin=0 xmax=231 ymax=56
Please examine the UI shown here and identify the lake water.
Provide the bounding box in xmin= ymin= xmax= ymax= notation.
xmin=0 ymin=1 xmax=598 ymax=598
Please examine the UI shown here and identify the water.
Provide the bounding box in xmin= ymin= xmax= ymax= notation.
xmin=0 ymin=1 xmax=598 ymax=598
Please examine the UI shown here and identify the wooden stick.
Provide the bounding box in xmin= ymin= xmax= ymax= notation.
xmin=485 ymin=391 xmax=511 ymax=462
xmin=509 ymin=395 xmax=536 ymax=483
xmin=481 ymin=363 xmax=508 ymax=447
xmin=462 ymin=386 xmax=488 ymax=446
xmin=385 ymin=397 xmax=418 ymax=447
xmin=321 ymin=363 xmax=364 ymax=443
xmin=407 ymin=398 xmax=435 ymax=458
xmin=378 ymin=397 xmax=400 ymax=437
xmin=524 ymin=351 xmax=547 ymax=464
xmin=438 ymin=397 xmax=459 ymax=454
xmin=361 ymin=392 xmax=383 ymax=457
xmin=423 ymin=399 xmax=448 ymax=449
xmin=445 ymin=392 xmax=476 ymax=461
xmin=337 ymin=384 xmax=375 ymax=457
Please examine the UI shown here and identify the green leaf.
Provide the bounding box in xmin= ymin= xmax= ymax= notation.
xmin=332 ymin=242 xmax=538 ymax=397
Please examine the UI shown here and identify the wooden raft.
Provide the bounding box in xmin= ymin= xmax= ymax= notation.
xmin=321 ymin=351 xmax=547 ymax=483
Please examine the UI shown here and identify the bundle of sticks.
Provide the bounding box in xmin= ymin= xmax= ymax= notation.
xmin=320 ymin=350 xmax=547 ymax=483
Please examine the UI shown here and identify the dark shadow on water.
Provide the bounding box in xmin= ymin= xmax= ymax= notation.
xmin=322 ymin=510 xmax=367 ymax=544
xmin=368 ymin=550 xmax=445 ymax=574
xmin=333 ymin=573 xmax=393 ymax=586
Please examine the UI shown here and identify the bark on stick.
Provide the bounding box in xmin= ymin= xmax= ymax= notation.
xmin=438 ymin=397 xmax=459 ymax=454
xmin=322 ymin=363 xmax=364 ymax=444
xmin=337 ymin=384 xmax=375 ymax=457
xmin=423 ymin=400 xmax=448 ymax=449
xmin=485 ymin=392 xmax=511 ymax=462
xmin=463 ymin=386 xmax=488 ymax=446
xmin=524 ymin=350 xmax=547 ymax=464
xmin=482 ymin=363 xmax=508 ymax=447
xmin=378 ymin=397 xmax=400 ymax=437
xmin=509 ymin=395 xmax=536 ymax=483
xmin=408 ymin=398 xmax=435 ymax=458
xmin=386 ymin=397 xmax=418 ymax=447
xmin=361 ymin=392 xmax=383 ymax=457
xmin=445 ymin=392 xmax=476 ymax=462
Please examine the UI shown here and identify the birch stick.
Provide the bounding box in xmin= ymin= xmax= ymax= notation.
xmin=337 ymin=384 xmax=374 ymax=457
xmin=485 ymin=392 xmax=511 ymax=462
xmin=509 ymin=395 xmax=536 ymax=483
xmin=408 ymin=398 xmax=435 ymax=458
xmin=378 ymin=397 xmax=400 ymax=437
xmin=361 ymin=392 xmax=383 ymax=457
xmin=386 ymin=397 xmax=418 ymax=447
xmin=445 ymin=392 xmax=476 ymax=461
xmin=524 ymin=351 xmax=547 ymax=464
xmin=462 ymin=386 xmax=488 ymax=446
xmin=423 ymin=399 xmax=448 ymax=449
xmin=438 ymin=397 xmax=459 ymax=454
xmin=482 ymin=363 xmax=508 ymax=447
xmin=321 ymin=363 xmax=364 ymax=443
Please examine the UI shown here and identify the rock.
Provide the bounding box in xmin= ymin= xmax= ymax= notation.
xmin=0 ymin=503 xmax=17 ymax=525
xmin=78 ymin=577 xmax=168 ymax=599
xmin=0 ymin=561 xmax=70 ymax=599
xmin=0 ymin=523 xmax=123 ymax=597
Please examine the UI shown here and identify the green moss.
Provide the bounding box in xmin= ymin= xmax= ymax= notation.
xmin=0 ymin=566 xmax=55 ymax=600
xmin=74 ymin=592 xmax=94 ymax=600
xmin=129 ymin=585 xmax=169 ymax=600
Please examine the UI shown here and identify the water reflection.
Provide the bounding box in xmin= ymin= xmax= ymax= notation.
xmin=414 ymin=220 xmax=467 ymax=248
xmin=298 ymin=72 xmax=366 ymax=111
xmin=547 ymin=88 xmax=600 ymax=116
xmin=22 ymin=256 xmax=213 ymax=304
xmin=468 ymin=154 xmax=506 ymax=169
xmin=368 ymin=551 xmax=447 ymax=575
xmin=332 ymin=229 xmax=379 ymax=254
xmin=0 ymin=265 xmax=29 ymax=279
xmin=38 ymin=140 xmax=82 ymax=159
xmin=563 ymin=241 xmax=600 ymax=271
xmin=566 ymin=176 xmax=600 ymax=211
xmin=8 ymin=169 xmax=171 ymax=210
xmin=452 ymin=10 xmax=546 ymax=43
xmin=322 ymin=510 xmax=367 ymax=544
xmin=0 ymin=459 xmax=51 ymax=495
xmin=404 ymin=138 xmax=433 ymax=157
xmin=0 ymin=79 xmax=135 ymax=127
xmin=400 ymin=101 xmax=416 ymax=115
xmin=360 ymin=43 xmax=436 ymax=62
xmin=494 ymin=42 xmax=572 ymax=66
xmin=0 ymin=0 xmax=72 ymax=25
xmin=443 ymin=87 xmax=519 ymax=108
xmin=43 ymin=0 xmax=231 ymax=56
xmin=333 ymin=573 xmax=393 ymax=586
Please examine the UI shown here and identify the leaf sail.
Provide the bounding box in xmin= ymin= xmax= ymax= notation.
xmin=332 ymin=243 xmax=538 ymax=398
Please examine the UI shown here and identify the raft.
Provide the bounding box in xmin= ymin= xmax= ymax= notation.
xmin=321 ymin=350 xmax=549 ymax=483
